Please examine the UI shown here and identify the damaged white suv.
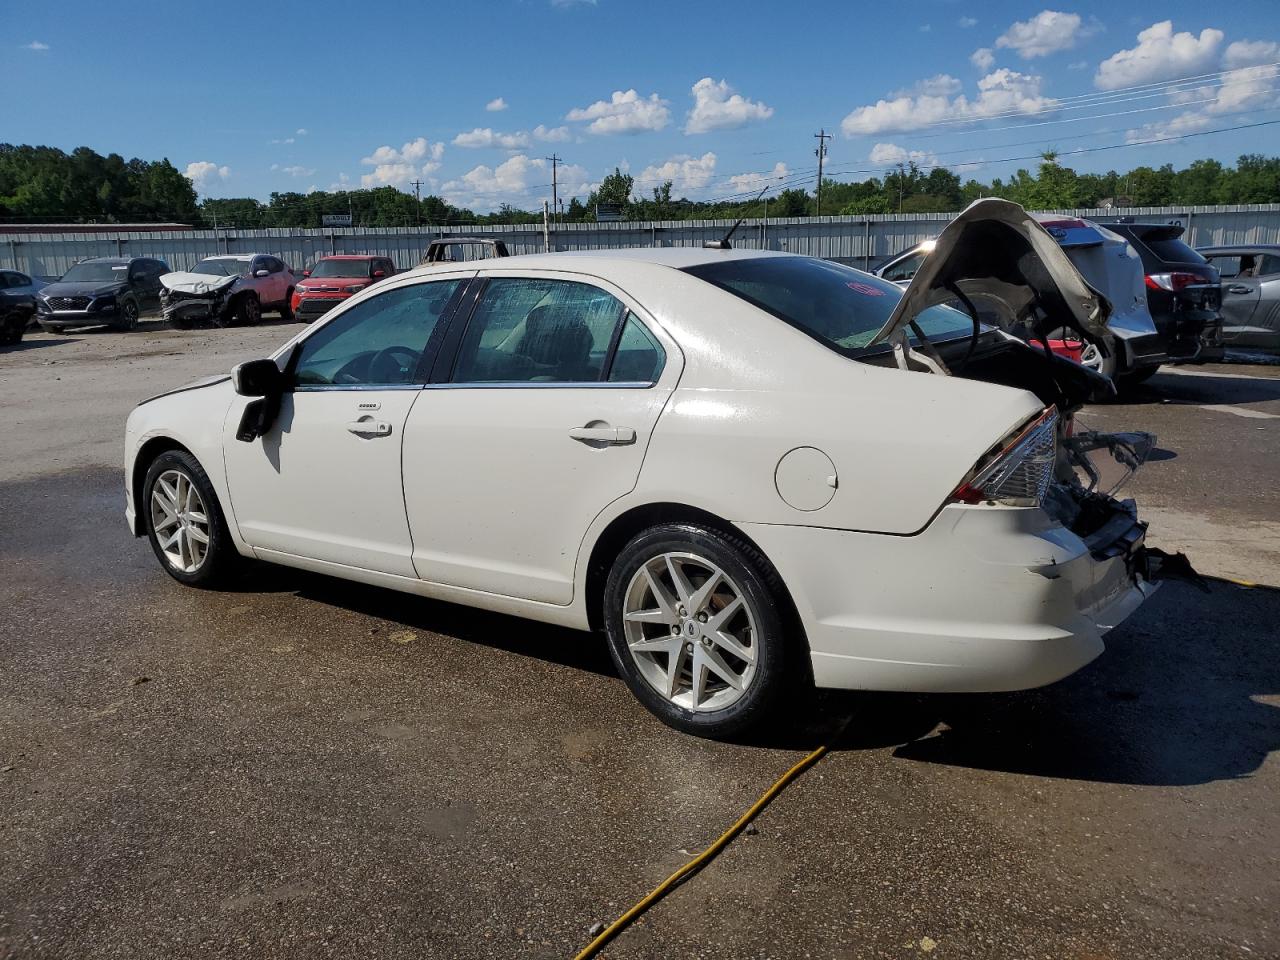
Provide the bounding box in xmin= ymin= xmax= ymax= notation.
xmin=124 ymin=200 xmax=1195 ymax=738
xmin=160 ymin=254 xmax=295 ymax=327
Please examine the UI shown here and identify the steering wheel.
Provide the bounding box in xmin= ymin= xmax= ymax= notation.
xmin=368 ymin=345 xmax=421 ymax=383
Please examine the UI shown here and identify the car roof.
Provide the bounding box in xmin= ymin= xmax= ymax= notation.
xmin=319 ymin=254 xmax=379 ymax=259
xmin=203 ymin=254 xmax=257 ymax=260
xmin=80 ymin=257 xmax=132 ymax=264
xmin=404 ymin=246 xmax=790 ymax=280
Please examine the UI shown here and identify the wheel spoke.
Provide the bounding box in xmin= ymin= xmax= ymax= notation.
xmin=664 ymin=643 xmax=687 ymax=699
xmin=706 ymin=595 xmax=743 ymax=632
xmin=690 ymin=649 xmax=709 ymax=707
xmin=186 ymin=509 xmax=208 ymax=525
xmin=642 ymin=566 xmax=678 ymax=621
xmin=159 ymin=529 xmax=182 ymax=550
xmin=629 ymin=634 xmax=678 ymax=655
xmin=687 ymin=567 xmax=724 ymax=616
xmin=625 ymin=607 xmax=676 ymax=626
xmin=665 ymin=555 xmax=695 ymax=605
xmin=157 ymin=477 xmax=178 ymax=508
xmin=701 ymin=645 xmax=744 ymax=691
xmin=186 ymin=525 xmax=209 ymax=545
xmin=711 ymin=628 xmax=755 ymax=664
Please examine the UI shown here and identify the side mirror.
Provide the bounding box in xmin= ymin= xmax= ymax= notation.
xmin=302 ymin=269 xmax=311 ymax=277
xmin=254 ymin=268 xmax=270 ymax=278
xmin=232 ymin=358 xmax=284 ymax=397
xmin=372 ymin=269 xmax=386 ymax=278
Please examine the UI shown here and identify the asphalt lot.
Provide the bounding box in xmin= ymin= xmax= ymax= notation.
xmin=1 ymin=319 xmax=1278 ymax=959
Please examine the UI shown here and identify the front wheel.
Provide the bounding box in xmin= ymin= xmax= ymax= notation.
xmin=0 ymin=313 xmax=25 ymax=345
xmin=143 ymin=450 xmax=241 ymax=587
xmin=603 ymin=523 xmax=805 ymax=739
xmin=279 ymin=289 xmax=295 ymax=321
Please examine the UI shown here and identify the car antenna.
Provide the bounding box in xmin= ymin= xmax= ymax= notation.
xmin=703 ymin=186 xmax=770 ymax=250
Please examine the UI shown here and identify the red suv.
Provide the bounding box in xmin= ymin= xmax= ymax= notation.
xmin=292 ymin=255 xmax=397 ymax=322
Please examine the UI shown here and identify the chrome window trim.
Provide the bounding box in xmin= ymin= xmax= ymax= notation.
xmin=421 ymin=380 xmax=657 ymax=390
xmin=293 ymin=383 xmax=425 ymax=393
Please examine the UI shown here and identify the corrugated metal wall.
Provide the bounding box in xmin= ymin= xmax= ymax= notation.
xmin=5 ymin=204 xmax=1279 ymax=278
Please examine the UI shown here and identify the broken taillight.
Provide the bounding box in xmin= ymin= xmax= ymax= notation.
xmin=951 ymin=407 xmax=1059 ymax=507
xmin=1144 ymin=272 xmax=1212 ymax=292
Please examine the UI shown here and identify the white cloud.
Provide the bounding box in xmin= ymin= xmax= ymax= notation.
xmin=566 ymin=89 xmax=671 ymax=135
xmin=453 ymin=127 xmax=532 ymax=149
xmin=996 ymin=10 xmax=1084 ymax=59
xmin=684 ymin=77 xmax=773 ymax=134
xmin=533 ymin=124 xmax=570 ymax=142
xmin=272 ymin=164 xmax=316 ymax=177
xmin=1224 ymin=39 xmax=1280 ymax=70
xmin=270 ymin=137 xmax=295 ymax=144
xmin=637 ymin=152 xmax=717 ymax=193
xmin=359 ymin=137 xmax=445 ymax=188
xmin=296 ymin=128 xmax=308 ymax=136
xmin=869 ymin=143 xmax=940 ymax=167
xmin=891 ymin=74 xmax=962 ymax=98
xmin=25 ymin=40 xmax=49 ymax=51
xmin=728 ymin=162 xmax=790 ymax=195
xmin=1095 ymin=21 xmax=1224 ymax=89
xmin=842 ymin=68 xmax=1054 ymax=135
xmin=485 ymin=97 xmax=509 ymax=112
xmin=441 ymin=154 xmax=594 ymax=210
xmin=1126 ymin=62 xmax=1280 ymax=142
xmin=970 ymin=47 xmax=995 ymax=71
xmin=184 ymin=161 xmax=231 ymax=189
xmin=958 ymin=16 xmax=978 ymax=28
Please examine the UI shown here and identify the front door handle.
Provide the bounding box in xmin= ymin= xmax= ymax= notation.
xmin=568 ymin=424 xmax=636 ymax=445
xmin=347 ymin=419 xmax=392 ymax=437
xmin=1227 ymin=284 xmax=1252 ymax=294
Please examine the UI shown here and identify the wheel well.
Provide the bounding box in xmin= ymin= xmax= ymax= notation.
xmin=582 ymin=502 xmax=804 ymax=644
xmin=130 ymin=437 xmax=192 ymax=535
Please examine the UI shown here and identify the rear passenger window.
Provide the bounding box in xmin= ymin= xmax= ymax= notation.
xmin=1209 ymin=255 xmax=1241 ymax=278
xmin=1259 ymin=255 xmax=1280 ymax=277
xmin=452 ymin=278 xmax=624 ymax=384
xmin=608 ymin=313 xmax=665 ymax=383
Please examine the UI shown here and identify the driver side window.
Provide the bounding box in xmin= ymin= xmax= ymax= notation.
xmin=881 ymin=252 xmax=925 ymax=283
xmin=293 ymin=280 xmax=461 ymax=388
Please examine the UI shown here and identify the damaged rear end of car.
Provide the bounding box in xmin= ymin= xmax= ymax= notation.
xmin=160 ymin=272 xmax=240 ymax=327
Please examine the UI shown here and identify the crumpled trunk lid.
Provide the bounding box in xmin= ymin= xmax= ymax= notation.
xmin=869 ymin=198 xmax=1113 ymax=357
xmin=159 ymin=272 xmax=240 ymax=297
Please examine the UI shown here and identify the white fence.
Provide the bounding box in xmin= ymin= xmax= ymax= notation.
xmin=5 ymin=204 xmax=1279 ymax=278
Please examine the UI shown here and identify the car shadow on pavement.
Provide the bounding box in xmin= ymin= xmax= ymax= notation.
xmin=878 ymin=579 xmax=1280 ymax=787
xmin=1125 ymin=373 xmax=1280 ymax=405
xmin=2 ymin=336 xmax=82 ymax=351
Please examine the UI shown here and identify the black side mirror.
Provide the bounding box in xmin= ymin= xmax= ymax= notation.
xmin=233 ymin=358 xmax=283 ymax=397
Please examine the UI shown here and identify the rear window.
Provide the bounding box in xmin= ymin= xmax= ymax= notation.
xmin=1139 ymin=233 xmax=1206 ymax=265
xmin=684 ymin=256 xmax=973 ymax=355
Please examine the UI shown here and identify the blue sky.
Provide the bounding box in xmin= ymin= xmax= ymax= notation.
xmin=4 ymin=0 xmax=1278 ymax=211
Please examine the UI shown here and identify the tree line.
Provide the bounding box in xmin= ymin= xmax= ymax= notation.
xmin=3 ymin=143 xmax=1279 ymax=228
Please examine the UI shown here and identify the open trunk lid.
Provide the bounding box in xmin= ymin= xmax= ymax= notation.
xmin=869 ymin=198 xmax=1113 ymax=358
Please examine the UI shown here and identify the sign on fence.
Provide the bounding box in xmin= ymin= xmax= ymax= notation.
xmin=321 ymin=214 xmax=352 ymax=227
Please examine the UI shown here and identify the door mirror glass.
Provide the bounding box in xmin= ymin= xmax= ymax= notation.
xmin=254 ymin=268 xmax=270 ymax=278
xmin=233 ymin=358 xmax=284 ymax=397
xmin=372 ymin=269 xmax=386 ymax=278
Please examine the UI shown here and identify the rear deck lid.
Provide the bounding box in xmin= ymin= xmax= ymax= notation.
xmin=868 ymin=198 xmax=1112 ymax=349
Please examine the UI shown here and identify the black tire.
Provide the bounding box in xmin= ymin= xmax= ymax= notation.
xmin=226 ymin=293 xmax=260 ymax=326
xmin=603 ymin=523 xmax=807 ymax=739
xmin=142 ymin=449 xmax=242 ymax=588
xmin=114 ymin=297 xmax=140 ymax=331
xmin=279 ymin=289 xmax=295 ymax=321
xmin=42 ymin=325 xmax=69 ymax=335
xmin=0 ymin=313 xmax=24 ymax=346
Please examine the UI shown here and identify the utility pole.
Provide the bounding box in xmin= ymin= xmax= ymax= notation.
xmin=896 ymin=163 xmax=905 ymax=213
xmin=813 ymin=129 xmax=831 ymax=216
xmin=410 ymin=179 xmax=424 ymax=226
xmin=546 ymin=155 xmax=562 ymax=226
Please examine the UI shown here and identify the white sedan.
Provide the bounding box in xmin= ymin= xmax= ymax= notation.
xmin=125 ymin=200 xmax=1177 ymax=738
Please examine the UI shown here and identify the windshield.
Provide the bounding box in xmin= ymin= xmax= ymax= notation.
xmin=60 ymin=261 xmax=129 ymax=283
xmin=309 ymin=258 xmax=375 ymax=278
xmin=190 ymin=258 xmax=251 ymax=277
xmin=684 ymin=256 xmax=975 ymax=354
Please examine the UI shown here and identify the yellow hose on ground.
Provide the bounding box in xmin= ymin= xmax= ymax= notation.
xmin=571 ymin=741 xmax=832 ymax=959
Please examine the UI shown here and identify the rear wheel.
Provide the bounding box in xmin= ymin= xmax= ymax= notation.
xmin=143 ymin=449 xmax=241 ymax=587
xmin=604 ymin=523 xmax=805 ymax=739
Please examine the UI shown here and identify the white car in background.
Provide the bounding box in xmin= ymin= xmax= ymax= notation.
xmin=876 ymin=214 xmax=1164 ymax=382
xmin=160 ymin=254 xmax=295 ymax=327
xmin=124 ymin=199 xmax=1191 ymax=739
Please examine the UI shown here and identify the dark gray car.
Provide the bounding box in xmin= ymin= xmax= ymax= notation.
xmin=36 ymin=257 xmax=169 ymax=333
xmin=0 ymin=269 xmax=46 ymax=345
xmin=1197 ymin=244 xmax=1280 ymax=353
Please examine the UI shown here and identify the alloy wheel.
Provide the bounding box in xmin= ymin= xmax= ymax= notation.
xmin=622 ymin=552 xmax=758 ymax=711
xmin=1077 ymin=341 xmax=1104 ymax=373
xmin=121 ymin=300 xmax=139 ymax=329
xmin=150 ymin=469 xmax=211 ymax=573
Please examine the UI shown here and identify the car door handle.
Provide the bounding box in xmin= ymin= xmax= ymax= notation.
xmin=347 ymin=419 xmax=393 ymax=437
xmin=568 ymin=424 xmax=636 ymax=445
xmin=1227 ymin=284 xmax=1252 ymax=294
